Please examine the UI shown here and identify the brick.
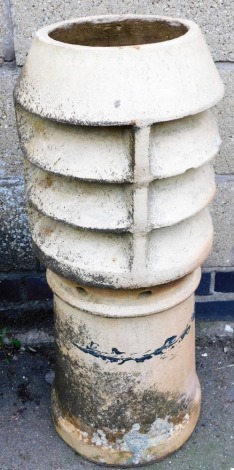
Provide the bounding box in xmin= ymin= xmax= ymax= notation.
xmin=215 ymin=271 xmax=234 ymax=293
xmin=205 ymin=177 xmax=234 ymax=267
xmin=24 ymin=275 xmax=53 ymax=301
xmin=10 ymin=0 xmax=233 ymax=66
xmin=0 ymin=278 xmax=22 ymax=302
xmin=214 ymin=65 xmax=234 ymax=175
xmin=195 ymin=300 xmax=234 ymax=321
xmin=0 ymin=301 xmax=53 ymax=327
xmin=195 ymin=273 xmax=211 ymax=296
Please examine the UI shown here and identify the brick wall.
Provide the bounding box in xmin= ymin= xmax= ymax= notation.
xmin=0 ymin=1 xmax=233 ymax=324
xmin=196 ymin=270 xmax=234 ymax=321
xmin=0 ymin=272 xmax=53 ymax=327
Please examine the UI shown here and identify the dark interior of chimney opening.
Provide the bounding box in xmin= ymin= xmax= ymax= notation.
xmin=49 ymin=19 xmax=188 ymax=47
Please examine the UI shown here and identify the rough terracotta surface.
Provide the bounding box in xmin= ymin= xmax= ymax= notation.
xmin=48 ymin=269 xmax=201 ymax=466
xmin=14 ymin=15 xmax=224 ymax=465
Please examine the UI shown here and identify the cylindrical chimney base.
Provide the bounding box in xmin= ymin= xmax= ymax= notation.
xmin=48 ymin=268 xmax=201 ymax=466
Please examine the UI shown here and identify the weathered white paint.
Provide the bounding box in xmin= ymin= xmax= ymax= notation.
xmin=29 ymin=208 xmax=213 ymax=288
xmin=25 ymin=162 xmax=215 ymax=231
xmin=17 ymin=109 xmax=219 ymax=288
xmin=149 ymin=111 xmax=221 ymax=178
xmin=15 ymin=14 xmax=223 ymax=465
xmin=15 ymin=15 xmax=224 ymax=125
xmin=46 ymin=268 xmax=201 ymax=318
xmin=16 ymin=106 xmax=133 ymax=183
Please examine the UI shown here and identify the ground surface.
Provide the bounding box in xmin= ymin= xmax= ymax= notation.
xmin=0 ymin=335 xmax=233 ymax=470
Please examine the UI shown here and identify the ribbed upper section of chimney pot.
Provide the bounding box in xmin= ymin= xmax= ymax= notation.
xmin=15 ymin=15 xmax=223 ymax=288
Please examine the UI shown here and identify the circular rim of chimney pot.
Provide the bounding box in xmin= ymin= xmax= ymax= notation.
xmin=14 ymin=14 xmax=224 ymax=126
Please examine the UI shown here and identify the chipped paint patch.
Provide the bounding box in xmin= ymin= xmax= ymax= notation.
xmin=121 ymin=415 xmax=189 ymax=464
xmin=53 ymin=383 xmax=200 ymax=466
xmin=92 ymin=429 xmax=110 ymax=448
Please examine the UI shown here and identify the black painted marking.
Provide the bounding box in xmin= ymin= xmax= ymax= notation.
xmin=89 ymin=341 xmax=98 ymax=349
xmin=72 ymin=314 xmax=194 ymax=365
xmin=112 ymin=347 xmax=125 ymax=355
